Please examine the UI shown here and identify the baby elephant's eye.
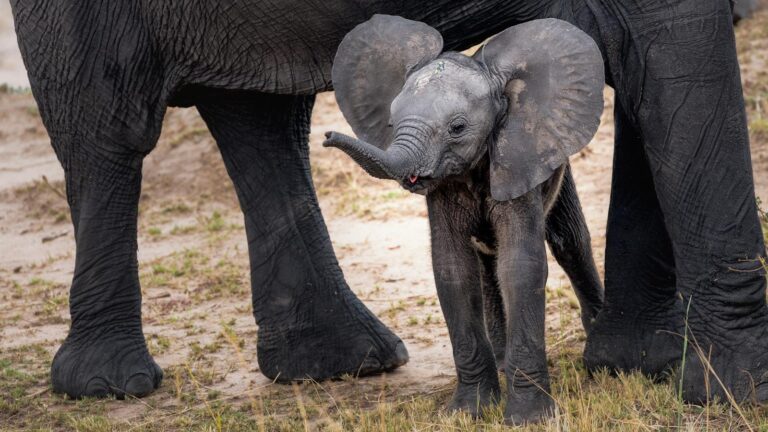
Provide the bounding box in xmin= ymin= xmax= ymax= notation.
xmin=449 ymin=122 xmax=466 ymax=135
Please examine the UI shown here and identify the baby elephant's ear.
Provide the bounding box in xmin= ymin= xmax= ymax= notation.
xmin=476 ymin=19 xmax=604 ymax=201
xmin=332 ymin=15 xmax=443 ymax=149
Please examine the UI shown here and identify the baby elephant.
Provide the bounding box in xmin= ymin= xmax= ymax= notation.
xmin=325 ymin=15 xmax=605 ymax=424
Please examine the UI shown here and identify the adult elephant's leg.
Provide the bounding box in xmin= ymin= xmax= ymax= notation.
xmin=50 ymin=138 xmax=162 ymax=399
xmin=583 ymin=99 xmax=682 ymax=376
xmin=196 ymin=91 xmax=407 ymax=381
xmin=609 ymin=1 xmax=768 ymax=402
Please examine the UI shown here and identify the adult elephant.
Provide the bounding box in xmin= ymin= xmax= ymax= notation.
xmin=10 ymin=0 xmax=767 ymax=404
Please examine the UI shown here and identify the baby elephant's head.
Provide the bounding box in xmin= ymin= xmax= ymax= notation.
xmin=324 ymin=15 xmax=605 ymax=201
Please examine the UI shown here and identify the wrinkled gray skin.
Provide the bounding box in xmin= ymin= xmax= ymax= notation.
xmin=324 ymin=19 xmax=606 ymax=423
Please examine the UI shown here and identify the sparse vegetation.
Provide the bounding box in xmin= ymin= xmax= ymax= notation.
xmin=752 ymin=118 xmax=768 ymax=140
xmin=170 ymin=224 xmax=197 ymax=235
xmin=206 ymin=211 xmax=227 ymax=232
xmin=162 ymin=202 xmax=193 ymax=214
xmin=0 ymin=83 xmax=32 ymax=94
xmin=140 ymin=248 xmax=246 ymax=303
xmin=2 ymin=340 xmax=768 ymax=431
xmin=11 ymin=178 xmax=69 ymax=224
xmin=168 ymin=127 xmax=210 ymax=149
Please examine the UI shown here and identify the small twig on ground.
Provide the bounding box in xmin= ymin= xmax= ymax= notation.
xmin=41 ymin=231 xmax=68 ymax=243
xmin=41 ymin=175 xmax=66 ymax=200
xmin=26 ymin=387 xmax=48 ymax=397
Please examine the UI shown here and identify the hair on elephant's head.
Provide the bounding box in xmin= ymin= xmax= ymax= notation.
xmin=324 ymin=15 xmax=605 ymax=201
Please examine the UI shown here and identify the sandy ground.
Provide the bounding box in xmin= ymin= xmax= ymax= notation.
xmin=1 ymin=3 xmax=767 ymax=426
xmin=0 ymin=2 xmax=28 ymax=88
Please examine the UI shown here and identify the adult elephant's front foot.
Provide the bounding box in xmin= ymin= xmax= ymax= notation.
xmin=197 ymin=92 xmax=408 ymax=382
xmin=256 ymin=288 xmax=408 ymax=381
xmin=584 ymin=297 xmax=683 ymax=377
xmin=681 ymin=314 xmax=768 ymax=404
xmin=52 ymin=331 xmax=162 ymax=399
xmin=47 ymin=143 xmax=164 ymax=400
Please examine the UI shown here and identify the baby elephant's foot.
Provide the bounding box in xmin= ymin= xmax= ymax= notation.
xmin=504 ymin=389 xmax=555 ymax=426
xmin=52 ymin=330 xmax=163 ymax=399
xmin=503 ymin=367 xmax=555 ymax=426
xmin=447 ymin=376 xmax=501 ymax=418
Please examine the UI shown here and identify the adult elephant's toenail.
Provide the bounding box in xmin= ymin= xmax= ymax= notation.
xmin=358 ymin=355 xmax=382 ymax=376
xmin=393 ymin=341 xmax=409 ymax=366
xmin=83 ymin=377 xmax=110 ymax=398
xmin=124 ymin=373 xmax=156 ymax=398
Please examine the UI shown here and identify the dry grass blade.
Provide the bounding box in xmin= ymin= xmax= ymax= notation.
xmin=684 ymin=316 xmax=755 ymax=432
xmin=292 ymin=383 xmax=310 ymax=432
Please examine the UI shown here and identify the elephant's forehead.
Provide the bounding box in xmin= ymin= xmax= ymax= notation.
xmin=396 ymin=60 xmax=491 ymax=117
xmin=404 ymin=59 xmax=489 ymax=98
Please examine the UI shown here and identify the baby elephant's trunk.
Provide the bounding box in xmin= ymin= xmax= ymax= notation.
xmin=322 ymin=132 xmax=416 ymax=181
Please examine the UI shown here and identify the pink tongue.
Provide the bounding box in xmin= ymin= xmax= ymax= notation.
xmin=408 ymin=175 xmax=418 ymax=184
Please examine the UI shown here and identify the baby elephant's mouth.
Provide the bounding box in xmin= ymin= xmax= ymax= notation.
xmin=402 ymin=175 xmax=434 ymax=194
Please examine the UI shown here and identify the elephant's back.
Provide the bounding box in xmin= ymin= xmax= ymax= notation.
xmin=154 ymin=0 xmax=390 ymax=95
xmin=13 ymin=0 xmax=562 ymax=98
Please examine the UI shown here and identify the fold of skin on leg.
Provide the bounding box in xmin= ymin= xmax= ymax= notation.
xmin=583 ymin=97 xmax=683 ymax=377
xmin=592 ymin=0 xmax=768 ymax=402
xmin=544 ymin=165 xmax=604 ymax=332
xmin=491 ymin=188 xmax=554 ymax=425
xmin=51 ymin=143 xmax=162 ymax=399
xmin=426 ymin=186 xmax=501 ymax=418
xmin=195 ymin=91 xmax=407 ymax=381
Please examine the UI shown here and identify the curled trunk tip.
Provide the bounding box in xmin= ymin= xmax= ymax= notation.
xmin=322 ymin=131 xmax=394 ymax=179
xmin=323 ymin=131 xmax=419 ymax=182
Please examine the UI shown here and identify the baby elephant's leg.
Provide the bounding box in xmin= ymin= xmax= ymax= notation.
xmin=545 ymin=165 xmax=604 ymax=332
xmin=491 ymin=189 xmax=553 ymax=425
xmin=478 ymin=252 xmax=506 ymax=369
xmin=426 ymin=191 xmax=500 ymax=418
